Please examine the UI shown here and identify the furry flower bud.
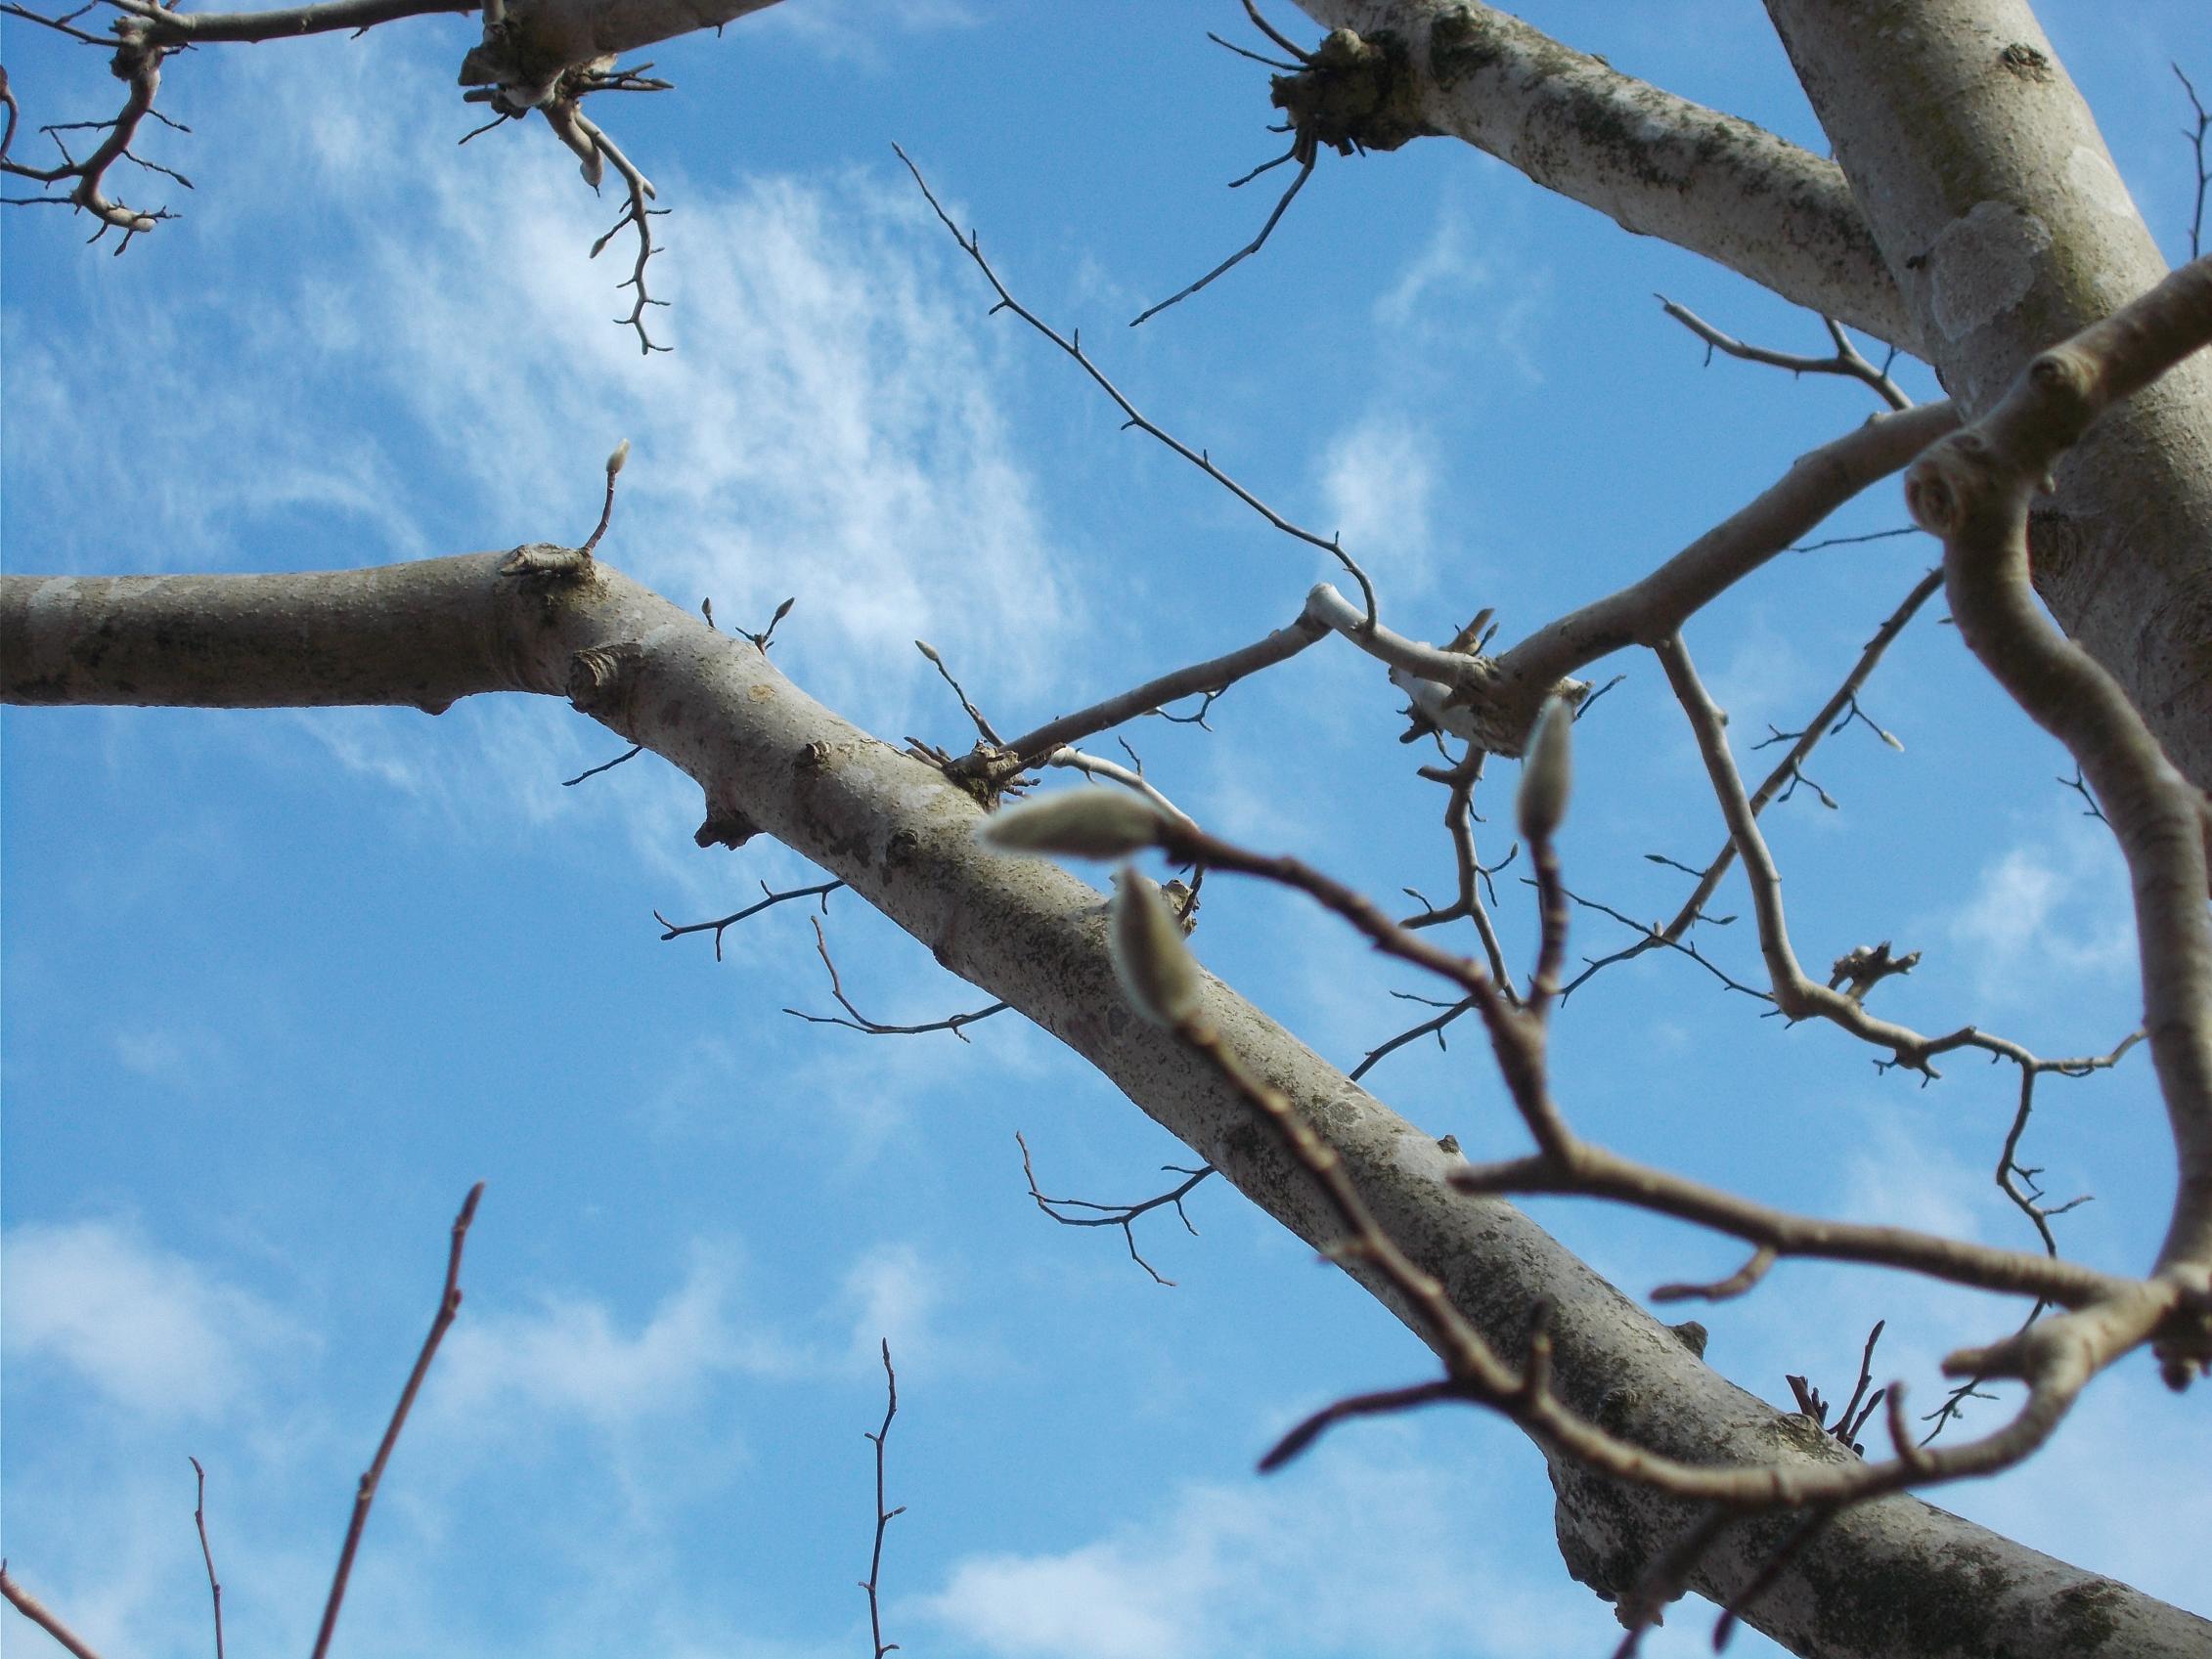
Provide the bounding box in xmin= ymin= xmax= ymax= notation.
xmin=980 ymin=791 xmax=1166 ymax=859
xmin=1516 ymin=695 xmax=1574 ymax=845
xmin=1110 ymin=867 xmax=1202 ymax=1027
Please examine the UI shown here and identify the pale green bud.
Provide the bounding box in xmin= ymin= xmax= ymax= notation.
xmin=606 ymin=439 xmax=632 ymax=477
xmin=1516 ymin=695 xmax=1574 ymax=845
xmin=980 ymin=790 xmax=1166 ymax=859
xmin=1110 ymin=867 xmax=1203 ymax=1027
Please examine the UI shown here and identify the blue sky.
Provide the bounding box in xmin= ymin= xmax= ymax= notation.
xmin=5 ymin=3 xmax=2210 ymax=1655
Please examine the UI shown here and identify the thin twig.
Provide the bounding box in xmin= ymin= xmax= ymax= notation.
xmin=896 ymin=145 xmax=1379 ymax=624
xmin=861 ymin=1339 xmax=905 ymax=1659
xmin=563 ymin=744 xmax=642 ymax=786
xmin=573 ymin=108 xmax=669 ymax=355
xmin=2177 ymin=65 xmax=2208 ymax=261
xmin=784 ymin=917 xmax=1008 ymax=1040
xmin=191 ymin=1457 xmax=226 ymax=1659
xmin=1130 ymin=150 xmax=1313 ymax=327
xmin=656 ymin=880 xmax=843 ymax=961
xmin=915 ymin=639 xmax=1002 ymax=745
xmin=1016 ymin=1130 xmax=1212 ymax=1287
xmin=1 ymin=1565 xmax=108 ymax=1659
xmin=1659 ymin=297 xmax=1912 ymax=411
xmin=309 ymin=1182 xmax=486 ymax=1659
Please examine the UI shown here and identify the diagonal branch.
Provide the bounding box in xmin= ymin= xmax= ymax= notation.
xmin=1287 ymin=0 xmax=1919 ymax=349
xmin=8 ymin=551 xmax=2208 ymax=1655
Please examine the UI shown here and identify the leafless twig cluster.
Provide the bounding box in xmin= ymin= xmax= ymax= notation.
xmin=974 ymin=246 xmax=2212 ymax=1644
xmin=2 ymin=1184 xmax=488 ymax=1659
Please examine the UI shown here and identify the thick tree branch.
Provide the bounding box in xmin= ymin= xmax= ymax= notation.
xmin=1904 ymin=252 xmax=2212 ymax=1314
xmin=7 ymin=553 xmax=2206 ymax=1657
xmin=1469 ymin=402 xmax=1956 ymax=754
xmin=1287 ymin=0 xmax=1921 ymax=351
xmin=1764 ymin=0 xmax=2212 ymax=801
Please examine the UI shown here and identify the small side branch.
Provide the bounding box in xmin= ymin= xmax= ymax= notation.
xmin=309 ymin=1182 xmax=486 ymax=1659
xmin=0 ymin=20 xmax=177 ymax=243
xmin=191 ymin=1457 xmax=227 ymax=1659
xmin=571 ymin=107 xmax=669 ymax=355
xmin=1016 ymin=1130 xmax=1212 ymax=1287
xmin=1659 ymin=297 xmax=1910 ymax=411
xmin=860 ymin=1339 xmax=904 ymax=1659
xmin=897 ymin=145 xmax=1379 ymax=622
xmin=979 ymin=600 xmax=1330 ymax=773
xmin=1130 ymin=150 xmax=1312 ymax=327
xmin=0 ymin=1566 xmax=107 ymax=1659
xmin=655 ymin=879 xmax=843 ymax=961
xmin=2177 ymin=65 xmax=2208 ymax=261
xmin=784 ymin=917 xmax=1008 ymax=1040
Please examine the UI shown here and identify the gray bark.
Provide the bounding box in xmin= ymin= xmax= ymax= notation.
xmin=1289 ymin=0 xmax=1920 ymax=351
xmin=1289 ymin=0 xmax=2212 ymax=801
xmin=7 ymin=557 xmax=2207 ymax=1659
xmin=1761 ymin=0 xmax=2212 ymax=822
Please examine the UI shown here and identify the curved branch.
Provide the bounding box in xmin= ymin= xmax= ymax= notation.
xmin=5 ymin=555 xmax=2207 ymax=1656
xmin=1289 ymin=0 xmax=1920 ymax=350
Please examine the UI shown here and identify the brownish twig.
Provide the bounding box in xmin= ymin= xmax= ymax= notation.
xmin=896 ymin=145 xmax=1379 ymax=624
xmin=1016 ymin=1130 xmax=1212 ymax=1287
xmin=0 ymin=1564 xmax=108 ymax=1659
xmin=656 ymin=879 xmax=843 ymax=960
xmin=860 ymin=1339 xmax=905 ymax=1659
xmin=960 ymin=598 xmax=1331 ymax=787
xmin=1659 ymin=297 xmax=1911 ymax=411
xmin=1904 ymin=254 xmax=2212 ymax=1363
xmin=574 ymin=108 xmax=670 ymax=355
xmin=914 ymin=639 xmax=1002 ymax=745
xmin=309 ymin=1182 xmax=485 ymax=1659
xmin=190 ymin=1457 xmax=226 ymax=1659
xmin=784 ymin=916 xmax=1008 ymax=1040
xmin=0 ymin=17 xmax=177 ymax=244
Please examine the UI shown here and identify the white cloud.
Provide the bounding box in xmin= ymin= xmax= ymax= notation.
xmin=1944 ymin=817 xmax=2135 ymax=1002
xmin=2 ymin=1219 xmax=301 ymax=1419
xmin=430 ymin=1244 xmax=798 ymax=1427
xmin=14 ymin=27 xmax=1081 ymax=833
xmin=1317 ymin=414 xmax=1437 ymax=588
xmin=1834 ymin=1113 xmax=1991 ymax=1243
xmin=916 ymin=1437 xmax=1589 ymax=1658
xmin=1372 ymin=201 xmax=1548 ymax=383
xmin=111 ymin=1022 xmax=229 ymax=1087
xmin=751 ymin=0 xmax=977 ymax=65
xmin=1703 ymin=615 xmax=1820 ymax=749
xmin=840 ymin=1242 xmax=945 ymax=1370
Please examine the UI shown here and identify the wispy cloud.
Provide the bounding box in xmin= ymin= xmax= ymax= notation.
xmin=915 ymin=1435 xmax=1589 ymax=1658
xmin=14 ymin=27 xmax=1081 ymax=838
xmin=430 ymin=1244 xmax=800 ymax=1428
xmin=1372 ymin=199 xmax=1549 ymax=384
xmin=751 ymin=0 xmax=978 ymax=65
xmin=2 ymin=1218 xmax=305 ymax=1419
xmin=1944 ymin=816 xmax=2134 ymax=1004
xmin=1317 ymin=414 xmax=1437 ymax=589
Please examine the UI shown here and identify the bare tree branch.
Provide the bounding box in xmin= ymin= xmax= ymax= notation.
xmin=0 ymin=1565 xmax=108 ymax=1659
xmin=1016 ymin=1129 xmax=1212 ymax=1287
xmin=310 ymin=1182 xmax=485 ymax=1659
xmin=860 ymin=1339 xmax=904 ymax=1659
xmin=190 ymin=1458 xmax=227 ymax=1659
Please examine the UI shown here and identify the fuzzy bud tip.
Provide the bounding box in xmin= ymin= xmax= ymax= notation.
xmin=1110 ymin=867 xmax=1203 ymax=1026
xmin=1516 ymin=695 xmax=1574 ymax=845
xmin=980 ymin=790 xmax=1166 ymax=859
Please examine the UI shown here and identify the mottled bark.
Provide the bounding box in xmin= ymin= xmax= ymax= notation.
xmin=7 ymin=557 xmax=2207 ymax=1659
